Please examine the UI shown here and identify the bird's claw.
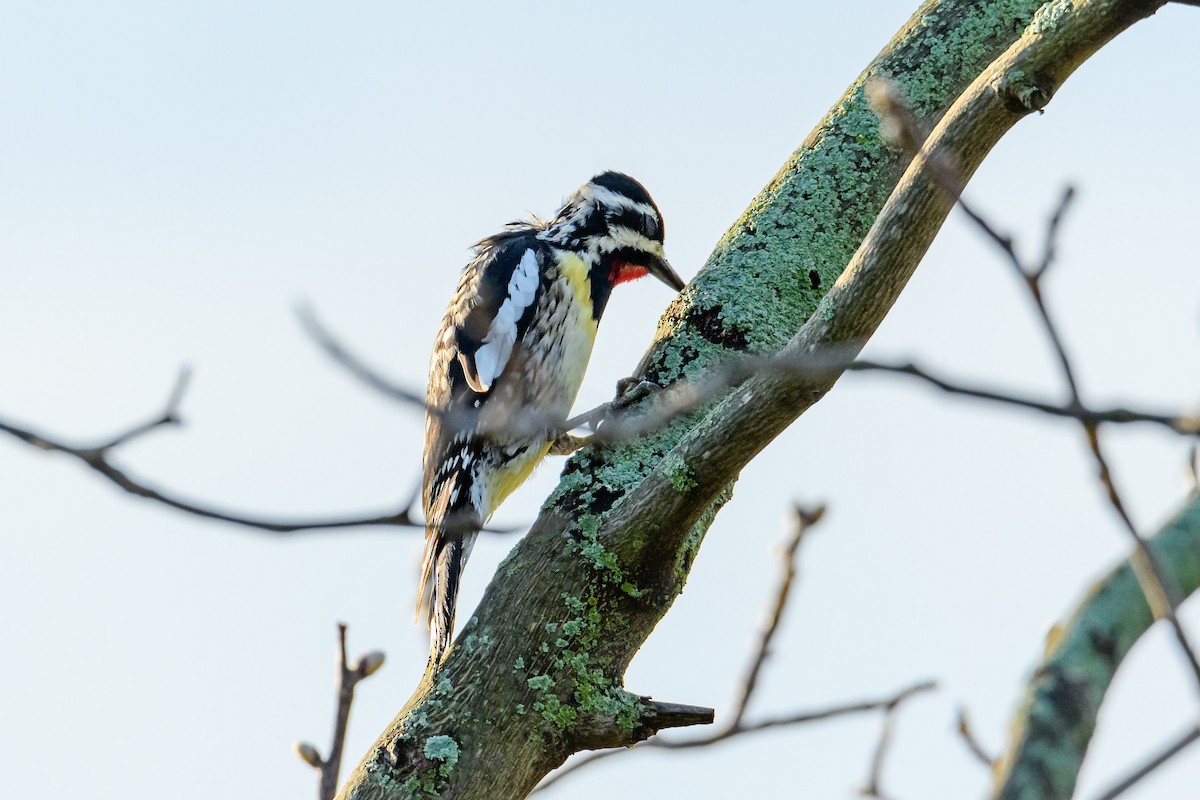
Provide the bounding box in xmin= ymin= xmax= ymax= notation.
xmin=548 ymin=432 xmax=592 ymax=456
xmin=612 ymin=377 xmax=662 ymax=411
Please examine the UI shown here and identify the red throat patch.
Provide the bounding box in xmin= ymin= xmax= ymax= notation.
xmin=611 ymin=261 xmax=649 ymax=286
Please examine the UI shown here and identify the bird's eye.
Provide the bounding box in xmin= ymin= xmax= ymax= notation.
xmin=644 ymin=214 xmax=661 ymax=240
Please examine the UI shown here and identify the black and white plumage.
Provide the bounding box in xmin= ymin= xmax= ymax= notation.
xmin=418 ymin=172 xmax=685 ymax=665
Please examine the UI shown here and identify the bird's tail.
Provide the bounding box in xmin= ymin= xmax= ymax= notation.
xmin=417 ymin=492 xmax=479 ymax=665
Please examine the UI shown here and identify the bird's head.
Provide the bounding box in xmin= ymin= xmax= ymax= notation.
xmin=542 ymin=171 xmax=685 ymax=293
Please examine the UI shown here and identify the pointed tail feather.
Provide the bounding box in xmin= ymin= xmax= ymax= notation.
xmin=427 ymin=537 xmax=464 ymax=664
xmin=417 ymin=488 xmax=480 ymax=665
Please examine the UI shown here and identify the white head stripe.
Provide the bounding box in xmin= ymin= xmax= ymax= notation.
xmin=580 ymin=184 xmax=657 ymax=218
xmin=597 ymin=226 xmax=664 ymax=257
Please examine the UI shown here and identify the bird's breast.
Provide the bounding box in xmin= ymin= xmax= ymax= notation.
xmin=532 ymin=251 xmax=598 ymax=405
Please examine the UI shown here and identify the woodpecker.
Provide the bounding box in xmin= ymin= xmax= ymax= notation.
xmin=418 ymin=171 xmax=684 ymax=665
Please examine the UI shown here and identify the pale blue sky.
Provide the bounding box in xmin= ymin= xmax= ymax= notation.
xmin=3 ymin=2 xmax=1199 ymax=798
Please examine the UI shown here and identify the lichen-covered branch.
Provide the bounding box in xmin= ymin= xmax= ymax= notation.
xmin=993 ymin=494 xmax=1200 ymax=800
xmin=337 ymin=2 xmax=1169 ymax=798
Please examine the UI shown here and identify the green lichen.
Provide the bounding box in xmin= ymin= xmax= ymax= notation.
xmin=422 ymin=735 xmax=460 ymax=776
xmin=562 ymin=512 xmax=627 ymax=587
xmin=394 ymin=735 xmax=460 ymax=796
xmin=533 ymin=692 xmax=578 ymax=730
xmin=497 ymin=542 xmax=522 ymax=577
xmin=662 ymin=452 xmax=697 ymax=493
xmin=527 ymin=675 xmax=553 ymax=692
xmin=1025 ymin=0 xmax=1073 ymax=35
xmin=817 ymin=295 xmax=836 ymax=323
xmin=461 ymin=630 xmax=492 ymax=653
xmin=894 ymin=1 xmax=1038 ymax=115
xmin=512 ymin=656 xmax=525 ymax=671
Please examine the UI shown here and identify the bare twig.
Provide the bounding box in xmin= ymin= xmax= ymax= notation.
xmin=868 ymin=74 xmax=1200 ymax=695
xmin=846 ymin=360 xmax=1199 ymax=433
xmin=295 ymin=623 xmax=386 ymax=800
xmin=1091 ymin=724 xmax=1200 ymax=800
xmin=1035 ymin=186 xmax=1076 ymax=279
xmin=298 ymin=303 xmax=431 ymax=411
xmin=729 ymin=503 xmax=825 ymax=729
xmin=955 ymin=708 xmax=996 ymax=768
xmin=860 ymin=689 xmax=911 ymax=800
xmin=0 ymin=370 xmax=424 ymax=534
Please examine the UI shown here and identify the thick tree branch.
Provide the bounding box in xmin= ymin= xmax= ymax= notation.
xmin=338 ymin=2 xmax=1170 ymax=798
xmin=993 ymin=494 xmax=1200 ymax=800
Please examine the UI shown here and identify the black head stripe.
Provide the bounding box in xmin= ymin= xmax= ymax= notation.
xmin=609 ymin=207 xmax=663 ymax=243
xmin=590 ymin=171 xmax=655 ymax=208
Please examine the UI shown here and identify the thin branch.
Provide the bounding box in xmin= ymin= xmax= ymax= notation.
xmin=0 ymin=371 xmax=425 ymax=534
xmin=860 ymin=689 xmax=912 ymax=800
xmin=729 ymin=502 xmax=825 ymax=730
xmin=297 ymin=303 xmax=431 ymax=410
xmin=1034 ymin=186 xmax=1076 ymax=279
xmin=846 ymin=359 xmax=1198 ymax=433
xmin=295 ymin=624 xmax=386 ymax=800
xmin=955 ymin=708 xmax=996 ymax=768
xmin=1091 ymin=724 xmax=1200 ymax=800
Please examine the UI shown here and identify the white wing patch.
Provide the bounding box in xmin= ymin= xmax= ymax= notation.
xmin=467 ymin=248 xmax=540 ymax=392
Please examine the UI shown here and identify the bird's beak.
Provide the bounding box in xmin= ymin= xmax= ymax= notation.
xmin=650 ymin=256 xmax=686 ymax=292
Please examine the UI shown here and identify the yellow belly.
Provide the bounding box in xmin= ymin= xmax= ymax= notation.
xmin=482 ymin=440 xmax=554 ymax=518
xmin=553 ymin=251 xmax=599 ymax=396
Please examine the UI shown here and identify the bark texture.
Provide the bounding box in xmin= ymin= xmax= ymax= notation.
xmin=337 ymin=1 xmax=1170 ymax=797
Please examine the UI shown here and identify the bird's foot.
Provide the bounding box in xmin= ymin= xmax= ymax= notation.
xmin=548 ymin=378 xmax=663 ymax=455
xmin=612 ymin=377 xmax=662 ymax=411
xmin=548 ymin=432 xmax=592 ymax=456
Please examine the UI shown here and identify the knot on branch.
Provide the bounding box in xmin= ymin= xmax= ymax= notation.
xmin=1001 ymin=71 xmax=1056 ymax=113
xmin=572 ymin=696 xmax=714 ymax=751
